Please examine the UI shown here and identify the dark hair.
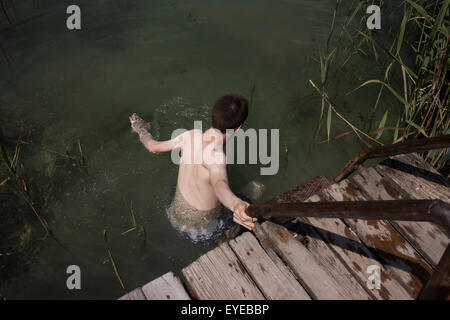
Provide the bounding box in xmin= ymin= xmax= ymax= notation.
xmin=211 ymin=94 xmax=249 ymax=133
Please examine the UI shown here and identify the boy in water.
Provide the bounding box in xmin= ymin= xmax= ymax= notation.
xmin=129 ymin=94 xmax=258 ymax=242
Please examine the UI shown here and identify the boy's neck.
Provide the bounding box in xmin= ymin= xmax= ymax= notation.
xmin=203 ymin=127 xmax=227 ymax=148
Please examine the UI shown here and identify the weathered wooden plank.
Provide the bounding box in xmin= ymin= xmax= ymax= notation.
xmin=286 ymin=220 xmax=374 ymax=300
xmin=376 ymin=153 xmax=450 ymax=201
xmin=262 ymin=242 xmax=301 ymax=285
xmin=267 ymin=178 xmax=412 ymax=299
xmin=182 ymin=243 xmax=265 ymax=300
xmin=353 ymin=167 xmax=449 ymax=267
xmin=254 ymin=228 xmax=309 ymax=290
xmin=119 ymin=287 xmax=146 ymax=300
xmin=391 ymin=153 xmax=449 ymax=181
xmin=256 ymin=221 xmax=371 ymax=299
xmin=297 ymin=193 xmax=413 ymax=300
xmin=141 ymin=272 xmax=190 ymax=300
xmin=267 ymin=176 xmax=333 ymax=223
xmin=229 ymin=232 xmax=311 ymax=300
xmin=267 ymin=176 xmax=333 ymax=204
xmin=321 ymin=180 xmax=433 ymax=297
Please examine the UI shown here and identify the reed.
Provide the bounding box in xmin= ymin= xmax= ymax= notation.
xmin=121 ymin=197 xmax=137 ymax=235
xmin=0 ymin=132 xmax=55 ymax=238
xmin=0 ymin=0 xmax=12 ymax=26
xmin=312 ymin=0 xmax=449 ymax=177
xmin=104 ymin=229 xmax=128 ymax=294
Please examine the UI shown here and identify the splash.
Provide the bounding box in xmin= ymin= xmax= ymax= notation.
xmin=166 ymin=186 xmax=233 ymax=244
xmin=153 ymin=97 xmax=210 ymax=131
xmin=166 ymin=181 xmax=265 ymax=243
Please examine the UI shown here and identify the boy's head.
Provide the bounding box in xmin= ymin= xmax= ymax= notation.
xmin=211 ymin=94 xmax=249 ymax=133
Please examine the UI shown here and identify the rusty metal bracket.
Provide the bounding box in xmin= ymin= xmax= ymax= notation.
xmin=418 ymin=244 xmax=450 ymax=300
xmin=333 ymin=134 xmax=450 ymax=183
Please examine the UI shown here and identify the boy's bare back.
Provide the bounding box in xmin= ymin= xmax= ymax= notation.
xmin=176 ymin=128 xmax=224 ymax=211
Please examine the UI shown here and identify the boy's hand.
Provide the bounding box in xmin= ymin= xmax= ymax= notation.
xmin=129 ymin=113 xmax=151 ymax=135
xmin=232 ymin=201 xmax=257 ymax=231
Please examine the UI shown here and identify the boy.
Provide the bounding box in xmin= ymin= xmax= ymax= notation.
xmin=129 ymin=94 xmax=258 ymax=242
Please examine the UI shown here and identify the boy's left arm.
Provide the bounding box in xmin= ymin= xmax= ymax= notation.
xmin=207 ymin=161 xmax=257 ymax=231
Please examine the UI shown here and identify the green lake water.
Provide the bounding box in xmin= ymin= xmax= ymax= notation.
xmin=0 ymin=0 xmax=401 ymax=298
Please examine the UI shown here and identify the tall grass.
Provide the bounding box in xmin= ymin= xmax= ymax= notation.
xmin=312 ymin=0 xmax=449 ymax=177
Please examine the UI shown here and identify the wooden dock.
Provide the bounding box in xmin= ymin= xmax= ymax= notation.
xmin=120 ymin=153 xmax=449 ymax=300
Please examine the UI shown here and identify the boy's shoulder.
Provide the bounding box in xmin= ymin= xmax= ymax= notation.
xmin=173 ymin=128 xmax=201 ymax=148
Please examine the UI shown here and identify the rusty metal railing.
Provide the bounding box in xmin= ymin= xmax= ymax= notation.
xmin=333 ymin=134 xmax=450 ymax=182
xmin=246 ymin=135 xmax=450 ymax=299
xmin=247 ymin=199 xmax=450 ymax=299
xmin=247 ymin=200 xmax=450 ymax=234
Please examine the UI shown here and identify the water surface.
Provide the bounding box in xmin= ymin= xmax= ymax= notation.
xmin=0 ymin=0 xmax=399 ymax=298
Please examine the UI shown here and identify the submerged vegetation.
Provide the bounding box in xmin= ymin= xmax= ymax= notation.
xmin=0 ymin=128 xmax=86 ymax=252
xmin=0 ymin=127 xmax=87 ymax=285
xmin=0 ymin=121 xmax=147 ymax=294
xmin=121 ymin=197 xmax=137 ymax=235
xmin=312 ymin=0 xmax=449 ymax=177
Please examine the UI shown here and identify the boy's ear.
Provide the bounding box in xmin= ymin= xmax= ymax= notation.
xmin=235 ymin=125 xmax=242 ymax=132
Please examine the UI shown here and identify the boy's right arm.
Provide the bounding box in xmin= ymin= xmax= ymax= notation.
xmin=129 ymin=113 xmax=182 ymax=153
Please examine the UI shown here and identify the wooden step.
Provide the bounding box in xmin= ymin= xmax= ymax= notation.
xmin=119 ymin=287 xmax=146 ymax=300
xmin=141 ymin=272 xmax=190 ymax=300
xmin=266 ymin=176 xmax=332 ymax=223
xmin=181 ymin=243 xmax=265 ymax=300
xmin=254 ymin=221 xmax=372 ymax=299
xmin=229 ymin=232 xmax=311 ymax=300
xmin=320 ymin=180 xmax=433 ymax=297
xmin=267 ymin=176 xmax=333 ymax=204
xmin=119 ymin=272 xmax=190 ymax=300
xmin=370 ymin=153 xmax=450 ymax=267
xmin=296 ymin=193 xmax=413 ymax=300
